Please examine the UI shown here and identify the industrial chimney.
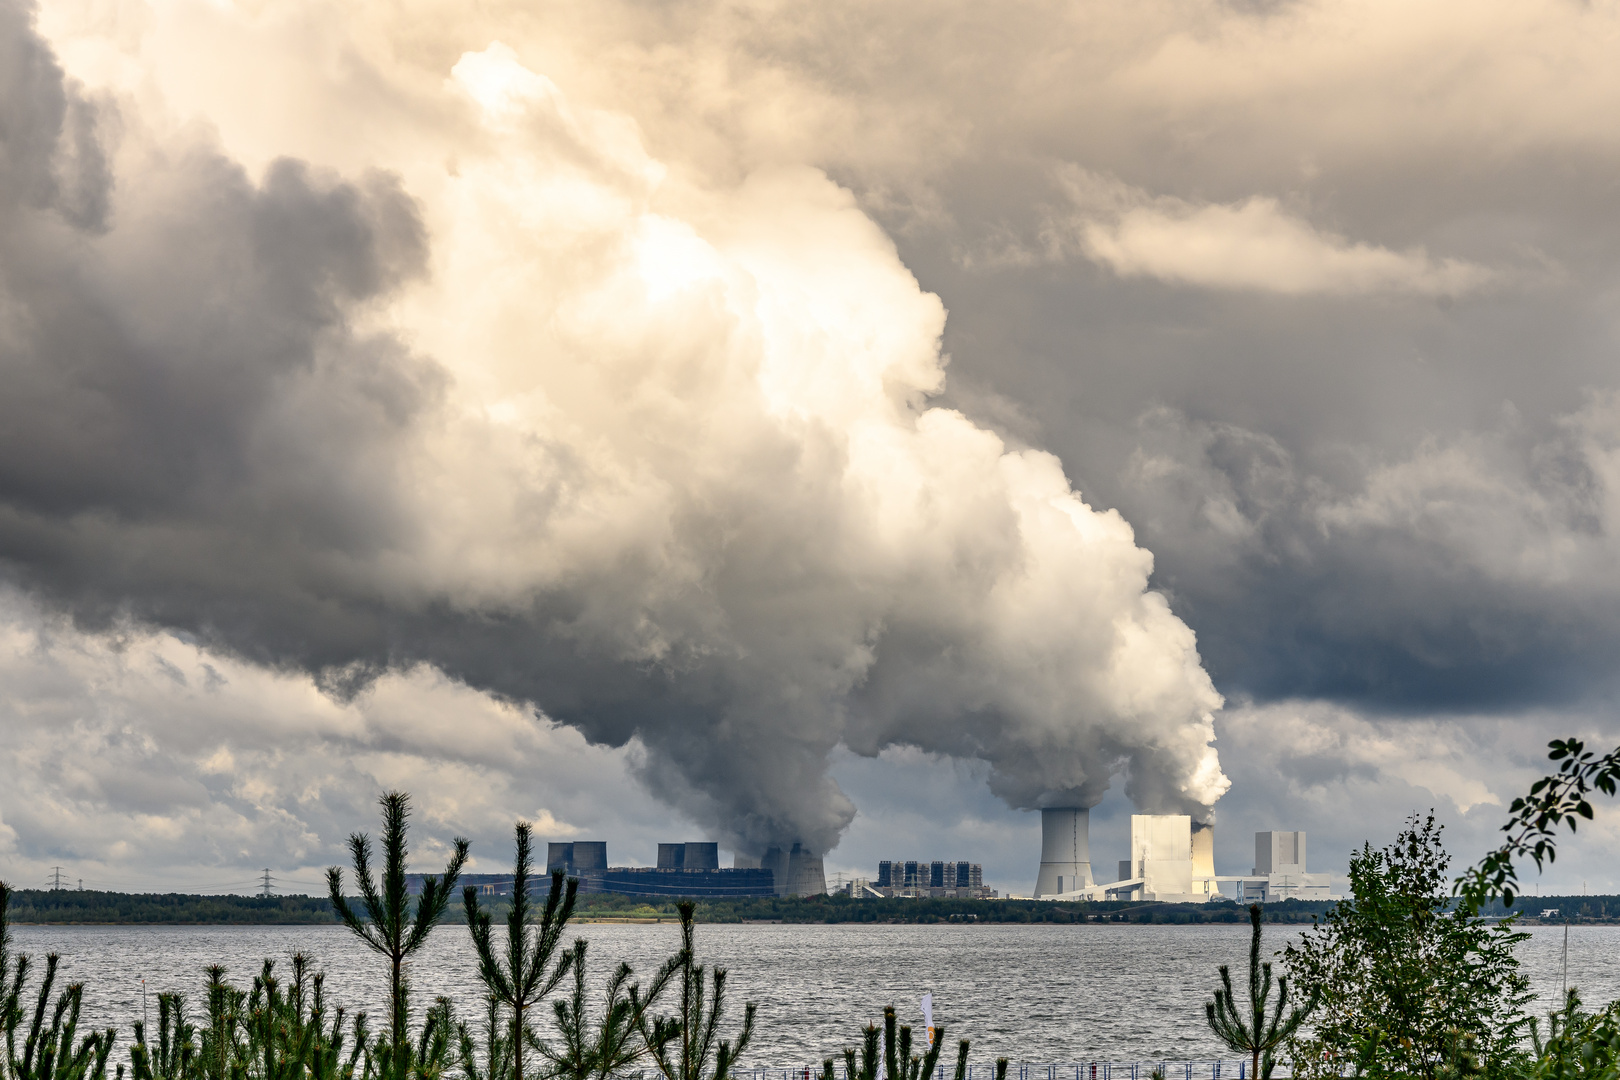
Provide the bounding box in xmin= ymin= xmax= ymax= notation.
xmin=1034 ymin=807 xmax=1093 ymax=897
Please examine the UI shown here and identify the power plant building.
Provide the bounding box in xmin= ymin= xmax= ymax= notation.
xmin=1035 ymin=813 xmax=1340 ymax=903
xmin=873 ymin=858 xmax=991 ymax=898
xmin=1239 ymin=831 xmax=1335 ymax=902
xmin=546 ymin=841 xmax=777 ymax=898
xmin=731 ymin=843 xmax=827 ymax=896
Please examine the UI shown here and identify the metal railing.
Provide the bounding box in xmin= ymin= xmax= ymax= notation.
xmin=724 ymin=1063 xmax=1303 ymax=1080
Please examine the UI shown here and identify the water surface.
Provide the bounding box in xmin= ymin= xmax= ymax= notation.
xmin=11 ymin=923 xmax=1616 ymax=1065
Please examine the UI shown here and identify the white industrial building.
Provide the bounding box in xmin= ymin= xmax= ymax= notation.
xmin=1238 ymin=831 xmax=1336 ymax=902
xmin=1033 ymin=809 xmax=1338 ymax=903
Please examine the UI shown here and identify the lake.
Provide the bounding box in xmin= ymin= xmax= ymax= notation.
xmin=9 ymin=922 xmax=1618 ymax=1067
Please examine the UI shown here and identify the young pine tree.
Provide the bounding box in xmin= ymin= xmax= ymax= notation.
xmin=543 ymin=939 xmax=666 ymax=1080
xmin=326 ymin=791 xmax=469 ymax=1072
xmin=1205 ymin=904 xmax=1315 ymax=1079
xmin=464 ymin=822 xmax=578 ymax=1080
xmin=633 ymin=902 xmax=756 ymax=1080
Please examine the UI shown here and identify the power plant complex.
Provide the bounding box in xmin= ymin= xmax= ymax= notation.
xmin=1031 ymin=807 xmax=1336 ymax=903
xmin=405 ymin=813 xmax=1332 ymax=903
xmin=545 ymin=841 xmax=787 ymax=897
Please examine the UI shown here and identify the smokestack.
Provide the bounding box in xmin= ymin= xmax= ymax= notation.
xmin=1034 ymin=807 xmax=1093 ymax=897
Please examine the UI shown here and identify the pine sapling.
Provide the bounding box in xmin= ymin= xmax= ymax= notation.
xmin=465 ymin=823 xmax=577 ymax=1080
xmin=1205 ymin=904 xmax=1316 ymax=1080
xmin=326 ymin=791 xmax=469 ymax=1067
xmin=634 ymin=902 xmax=755 ymax=1080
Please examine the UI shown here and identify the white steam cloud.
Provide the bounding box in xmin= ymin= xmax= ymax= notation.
xmin=0 ymin=11 xmax=1227 ymax=861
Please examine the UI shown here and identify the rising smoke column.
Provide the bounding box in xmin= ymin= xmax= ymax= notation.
xmin=0 ymin=11 xmax=1227 ymax=861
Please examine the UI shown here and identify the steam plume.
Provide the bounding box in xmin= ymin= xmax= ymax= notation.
xmin=0 ymin=12 xmax=1226 ymax=857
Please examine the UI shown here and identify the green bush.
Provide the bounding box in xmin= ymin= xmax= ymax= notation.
xmin=1282 ymin=814 xmax=1531 ymax=1080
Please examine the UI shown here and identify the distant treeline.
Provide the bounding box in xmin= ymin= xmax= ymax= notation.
xmin=1476 ymin=894 xmax=1620 ymax=922
xmin=6 ymin=889 xmax=339 ymax=924
xmin=4 ymin=887 xmax=1359 ymax=925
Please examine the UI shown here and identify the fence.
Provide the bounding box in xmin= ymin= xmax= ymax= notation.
xmin=728 ymin=1063 xmax=1298 ymax=1080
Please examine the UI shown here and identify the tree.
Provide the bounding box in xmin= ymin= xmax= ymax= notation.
xmin=835 ymin=1006 xmax=968 ymax=1080
xmin=1457 ymin=738 xmax=1620 ymax=912
xmin=464 ymin=822 xmax=577 ymax=1080
xmin=0 ymin=881 xmax=119 ymax=1080
xmin=1282 ymin=814 xmax=1531 ymax=1080
xmin=326 ymin=791 xmax=469 ymax=1069
xmin=543 ymin=939 xmax=665 ymax=1080
xmin=633 ymin=902 xmax=755 ymax=1080
xmin=1205 ymin=904 xmax=1315 ymax=1079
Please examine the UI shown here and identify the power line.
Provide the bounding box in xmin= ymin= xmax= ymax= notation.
xmin=259 ymin=869 xmax=276 ymax=899
xmin=50 ymin=867 xmax=65 ymax=891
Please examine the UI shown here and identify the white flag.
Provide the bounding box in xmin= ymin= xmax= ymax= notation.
xmin=921 ymin=993 xmax=934 ymax=1047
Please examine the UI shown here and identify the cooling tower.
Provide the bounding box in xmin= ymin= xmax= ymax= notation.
xmin=683 ymin=842 xmax=720 ymax=870
xmin=571 ymin=841 xmax=607 ymax=870
xmin=1033 ymin=807 xmax=1093 ymax=897
xmin=783 ymin=843 xmax=827 ymax=896
xmin=1192 ymin=823 xmax=1214 ymax=878
xmin=761 ymin=846 xmax=788 ymax=892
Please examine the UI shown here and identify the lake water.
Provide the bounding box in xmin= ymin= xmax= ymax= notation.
xmin=9 ymin=923 xmax=1619 ymax=1067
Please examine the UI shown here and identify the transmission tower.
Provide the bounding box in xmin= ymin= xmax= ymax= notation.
xmin=260 ymin=868 xmax=276 ymax=898
xmin=50 ymin=866 xmax=65 ymax=891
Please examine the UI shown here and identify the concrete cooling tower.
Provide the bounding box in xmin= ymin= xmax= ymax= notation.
xmin=755 ymin=843 xmax=826 ymax=896
xmin=1034 ymin=807 xmax=1094 ymax=897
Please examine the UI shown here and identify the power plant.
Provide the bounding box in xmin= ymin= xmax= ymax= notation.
xmin=868 ymin=859 xmax=992 ymax=898
xmin=1034 ymin=813 xmax=1338 ymax=903
xmin=546 ymin=841 xmax=777 ymax=897
xmin=730 ymin=843 xmax=827 ymax=897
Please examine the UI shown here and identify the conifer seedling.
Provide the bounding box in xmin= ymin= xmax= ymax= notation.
xmin=634 ymin=902 xmax=755 ymax=1080
xmin=326 ymin=791 xmax=469 ymax=1066
xmin=464 ymin=822 xmax=577 ymax=1080
xmin=1205 ymin=904 xmax=1315 ymax=1080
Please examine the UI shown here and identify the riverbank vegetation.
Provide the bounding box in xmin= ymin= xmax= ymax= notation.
xmin=7 ymin=738 xmax=1620 ymax=1080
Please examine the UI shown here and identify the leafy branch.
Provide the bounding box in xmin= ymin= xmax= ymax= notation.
xmin=1455 ymin=738 xmax=1620 ymax=912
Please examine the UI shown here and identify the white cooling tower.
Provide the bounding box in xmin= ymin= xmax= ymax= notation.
xmin=1034 ymin=807 xmax=1093 ymax=897
xmin=784 ymin=843 xmax=827 ymax=896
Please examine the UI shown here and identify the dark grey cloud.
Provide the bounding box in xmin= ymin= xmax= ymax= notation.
xmin=856 ymin=144 xmax=1620 ymax=720
xmin=0 ymin=2 xmax=1231 ymax=874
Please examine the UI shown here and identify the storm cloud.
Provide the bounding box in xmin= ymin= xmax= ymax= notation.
xmin=3 ymin=0 xmax=1619 ymax=888
xmin=0 ymin=0 xmax=1228 ymax=869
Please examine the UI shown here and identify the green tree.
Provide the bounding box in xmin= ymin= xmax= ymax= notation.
xmin=128 ymin=992 xmax=197 ymax=1080
xmin=455 ymin=997 xmax=512 ymax=1080
xmin=1515 ymin=990 xmax=1620 ymax=1080
xmin=1 ymin=882 xmax=117 ymax=1080
xmin=1283 ymin=813 xmax=1531 ymax=1080
xmin=326 ymin=792 xmax=469 ymax=1072
xmin=835 ymin=1006 xmax=966 ymax=1080
xmin=1205 ymin=904 xmax=1315 ymax=1079
xmin=463 ymin=823 xmax=577 ymax=1080
xmin=634 ymin=902 xmax=755 ymax=1080
xmin=543 ymin=939 xmax=665 ymax=1080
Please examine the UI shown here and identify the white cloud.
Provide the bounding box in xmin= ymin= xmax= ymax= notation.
xmin=1045 ymin=168 xmax=1494 ymax=296
xmin=0 ymin=589 xmax=669 ymax=891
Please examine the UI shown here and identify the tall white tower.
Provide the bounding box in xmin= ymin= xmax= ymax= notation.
xmin=1034 ymin=807 xmax=1093 ymax=897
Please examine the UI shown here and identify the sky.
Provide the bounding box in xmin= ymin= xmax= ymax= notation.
xmin=2 ymin=0 xmax=1619 ymax=897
